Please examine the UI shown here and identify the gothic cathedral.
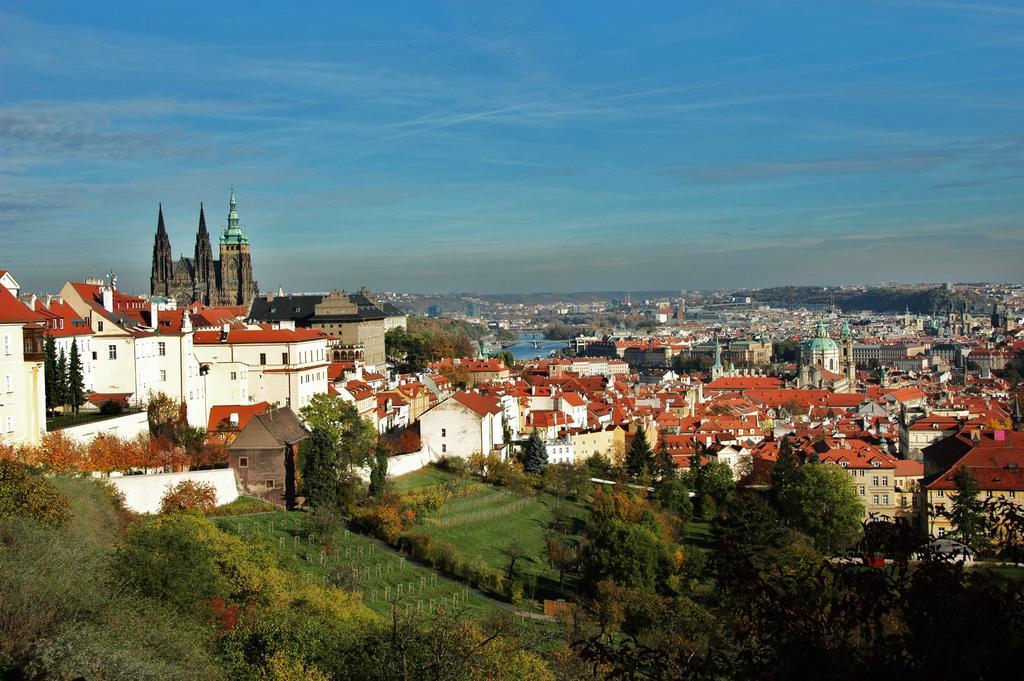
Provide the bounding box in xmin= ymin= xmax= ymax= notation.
xmin=150 ymin=188 xmax=258 ymax=308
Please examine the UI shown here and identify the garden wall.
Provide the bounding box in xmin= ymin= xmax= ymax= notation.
xmin=59 ymin=412 xmax=149 ymax=443
xmin=107 ymin=468 xmax=239 ymax=514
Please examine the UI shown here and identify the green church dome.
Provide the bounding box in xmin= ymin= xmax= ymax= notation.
xmin=803 ymin=320 xmax=838 ymax=353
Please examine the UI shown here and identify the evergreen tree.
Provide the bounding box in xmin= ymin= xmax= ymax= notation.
xmin=626 ymin=428 xmax=653 ymax=480
xmin=946 ymin=465 xmax=987 ymax=550
xmin=43 ymin=337 xmax=59 ymax=413
xmin=654 ymin=435 xmax=676 ymax=482
xmin=368 ymin=443 xmax=389 ymax=498
xmin=301 ymin=426 xmax=342 ymax=509
xmin=67 ymin=340 xmax=86 ymax=414
xmin=769 ymin=438 xmax=800 ymax=510
xmin=55 ymin=347 xmax=68 ymax=411
xmin=522 ymin=430 xmax=548 ymax=474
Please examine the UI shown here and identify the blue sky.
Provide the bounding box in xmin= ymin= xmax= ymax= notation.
xmin=2 ymin=1 xmax=1023 ymax=294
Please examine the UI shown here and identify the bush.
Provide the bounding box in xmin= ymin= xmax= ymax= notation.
xmin=0 ymin=460 xmax=70 ymax=527
xmin=99 ymin=400 xmax=123 ymax=416
xmin=435 ymin=456 xmax=468 ymax=476
xmin=350 ymin=504 xmax=405 ymax=544
xmin=159 ymin=480 xmax=217 ymax=515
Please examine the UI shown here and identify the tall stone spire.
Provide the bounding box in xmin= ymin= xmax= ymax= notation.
xmin=194 ymin=202 xmax=215 ymax=304
xmin=150 ymin=203 xmax=173 ymax=297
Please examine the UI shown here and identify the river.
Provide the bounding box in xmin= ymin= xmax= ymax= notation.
xmin=503 ymin=333 xmax=568 ymax=361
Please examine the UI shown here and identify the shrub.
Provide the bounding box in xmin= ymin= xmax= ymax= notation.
xmin=351 ymin=504 xmax=404 ymax=544
xmin=0 ymin=460 xmax=70 ymax=527
xmin=159 ymin=480 xmax=217 ymax=514
xmin=435 ymin=456 xmax=468 ymax=476
xmin=99 ymin=400 xmax=123 ymax=416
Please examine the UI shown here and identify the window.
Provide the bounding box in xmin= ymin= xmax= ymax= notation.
xmin=882 ymin=494 xmax=889 ymax=505
xmin=872 ymin=494 xmax=879 ymax=505
xmin=238 ymin=457 xmax=249 ymax=468
xmin=160 ymin=370 xmax=166 ymax=382
xmin=265 ymin=479 xmax=275 ymax=489
xmin=442 ymin=444 xmax=447 ymax=453
xmin=259 ymin=353 xmax=267 ymax=365
xmin=108 ymin=345 xmax=117 ymax=360
xmin=3 ymin=375 xmax=11 ymax=393
xmin=282 ymin=352 xmax=289 ymax=364
xmin=158 ymin=341 xmax=166 ymax=356
xmin=441 ymin=428 xmax=446 ymax=437
xmin=859 ymin=486 xmax=865 ymax=496
xmin=230 ymin=372 xmax=237 ymax=380
xmin=937 ymin=490 xmax=945 ymax=498
xmin=5 ymin=416 xmax=13 ymax=432
xmin=2 ymin=334 xmax=9 ymax=355
xmin=97 ymin=321 xmax=104 ymax=332
xmin=92 ymin=351 xmax=97 ymax=360
xmin=882 ymin=476 xmax=888 ymax=486
xmin=1011 ymin=491 xmax=1017 ymax=499
xmin=871 ymin=476 xmax=879 ymax=486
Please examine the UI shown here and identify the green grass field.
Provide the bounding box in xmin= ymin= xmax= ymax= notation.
xmin=392 ymin=465 xmax=458 ymax=490
xmin=419 ymin=484 xmax=589 ymax=602
xmin=215 ymin=511 xmax=511 ymax=619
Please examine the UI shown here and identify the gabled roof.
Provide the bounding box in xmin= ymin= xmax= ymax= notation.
xmin=208 ymin=402 xmax=272 ymax=433
xmin=0 ymin=284 xmax=44 ymax=324
xmin=451 ymin=390 xmax=503 ymax=417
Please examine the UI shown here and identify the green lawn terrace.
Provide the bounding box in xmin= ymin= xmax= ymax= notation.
xmin=214 ymin=511 xmax=510 ymax=620
xmin=416 ymin=474 xmax=590 ymax=603
xmin=391 ymin=465 xmax=459 ymax=490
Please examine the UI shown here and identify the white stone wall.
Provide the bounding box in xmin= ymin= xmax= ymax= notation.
xmin=59 ymin=411 xmax=150 ymax=443
xmin=106 ymin=468 xmax=239 ymax=514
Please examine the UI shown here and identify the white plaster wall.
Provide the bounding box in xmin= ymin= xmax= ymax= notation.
xmin=107 ymin=468 xmax=239 ymax=514
xmin=60 ymin=411 xmax=150 ymax=443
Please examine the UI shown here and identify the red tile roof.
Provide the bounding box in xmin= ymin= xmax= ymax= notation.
xmin=193 ymin=328 xmax=327 ymax=344
xmin=0 ymin=285 xmax=44 ymax=324
xmin=208 ymin=402 xmax=272 ymax=432
xmin=452 ymin=390 xmax=503 ymax=417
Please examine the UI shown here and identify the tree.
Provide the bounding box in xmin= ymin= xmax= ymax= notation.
xmin=946 ymin=465 xmax=987 ymax=550
xmin=780 ymin=463 xmax=863 ymax=553
xmin=300 ymin=425 xmax=343 ymax=510
xmin=654 ymin=436 xmax=676 ymax=482
xmin=43 ymin=337 xmax=59 ymax=413
xmin=54 ymin=347 xmax=68 ymax=411
xmin=522 ymin=430 xmax=548 ymax=474
xmin=0 ymin=460 xmax=71 ymax=527
xmin=368 ymin=443 xmax=389 ymax=498
xmin=66 ymin=340 xmax=86 ymax=414
xmin=502 ymin=538 xmax=535 ymax=580
xmin=689 ymin=460 xmax=734 ymax=521
xmin=626 ymin=428 xmax=652 ymax=480
xmin=769 ymin=438 xmax=799 ymax=510
xmin=160 ymin=480 xmax=217 ymax=514
xmin=300 ymin=394 xmax=377 ymax=468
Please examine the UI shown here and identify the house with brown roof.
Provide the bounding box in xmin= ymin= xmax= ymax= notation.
xmin=228 ymin=406 xmax=308 ymax=509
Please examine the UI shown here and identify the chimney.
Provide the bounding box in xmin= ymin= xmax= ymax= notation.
xmin=45 ymin=294 xmax=53 ymax=309
xmin=101 ymin=286 xmax=114 ymax=313
xmin=150 ymin=299 xmax=159 ymax=329
xmin=266 ymin=292 xmax=275 ymax=302
xmin=229 ymin=412 xmax=239 ymax=427
xmin=220 ymin=323 xmax=230 ymax=343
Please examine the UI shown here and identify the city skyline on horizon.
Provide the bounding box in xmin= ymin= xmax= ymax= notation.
xmin=3 ymin=1 xmax=1024 ymax=294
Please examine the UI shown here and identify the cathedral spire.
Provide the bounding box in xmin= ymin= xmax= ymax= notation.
xmin=157 ymin=203 xmax=167 ymax=235
xmin=198 ymin=202 xmax=208 ymax=235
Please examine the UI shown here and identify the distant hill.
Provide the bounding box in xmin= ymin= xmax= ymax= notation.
xmin=743 ymin=286 xmax=992 ymax=314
